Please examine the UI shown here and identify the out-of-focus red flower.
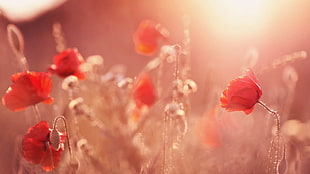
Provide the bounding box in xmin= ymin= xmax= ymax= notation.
xmin=132 ymin=73 xmax=157 ymax=108
xmin=48 ymin=48 xmax=85 ymax=80
xmin=129 ymin=105 xmax=143 ymax=122
xmin=22 ymin=121 xmax=65 ymax=171
xmin=220 ymin=69 xmax=262 ymax=115
xmin=133 ymin=19 xmax=169 ymax=55
xmin=2 ymin=71 xmax=53 ymax=111
xmin=197 ymin=106 xmax=221 ymax=148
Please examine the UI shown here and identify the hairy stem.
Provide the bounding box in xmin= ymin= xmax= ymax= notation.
xmin=32 ymin=105 xmax=41 ymax=123
xmin=7 ymin=24 xmax=29 ymax=71
xmin=47 ymin=141 xmax=55 ymax=174
xmin=258 ymin=100 xmax=284 ymax=174
xmin=257 ymin=100 xmax=280 ymax=136
xmin=53 ymin=22 xmax=66 ymax=53
xmin=53 ymin=116 xmax=72 ymax=157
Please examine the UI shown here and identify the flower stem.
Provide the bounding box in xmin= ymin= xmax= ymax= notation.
xmin=257 ymin=100 xmax=284 ymax=174
xmin=258 ymin=51 xmax=307 ymax=74
xmin=7 ymin=24 xmax=29 ymax=71
xmin=182 ymin=14 xmax=191 ymax=79
xmin=53 ymin=116 xmax=72 ymax=157
xmin=32 ymin=105 xmax=41 ymax=123
xmin=52 ymin=22 xmax=66 ymax=53
xmin=257 ymin=100 xmax=280 ymax=136
xmin=47 ymin=141 xmax=55 ymax=173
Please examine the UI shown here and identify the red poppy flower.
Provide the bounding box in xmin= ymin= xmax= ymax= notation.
xmin=133 ymin=19 xmax=169 ymax=55
xmin=22 ymin=121 xmax=66 ymax=171
xmin=197 ymin=106 xmax=221 ymax=148
xmin=220 ymin=69 xmax=262 ymax=115
xmin=48 ymin=48 xmax=85 ymax=80
xmin=130 ymin=106 xmax=143 ymax=122
xmin=132 ymin=73 xmax=157 ymax=108
xmin=2 ymin=71 xmax=53 ymax=111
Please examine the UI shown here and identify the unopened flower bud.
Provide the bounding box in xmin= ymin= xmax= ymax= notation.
xmin=117 ymin=77 xmax=133 ymax=88
xmin=165 ymin=102 xmax=185 ymax=118
xmin=87 ymin=55 xmax=104 ymax=66
xmin=282 ymin=66 xmax=298 ymax=86
xmin=50 ymin=129 xmax=61 ymax=151
xmin=183 ymin=79 xmax=197 ymax=94
xmin=62 ymin=75 xmax=79 ymax=90
xmin=68 ymin=97 xmax=86 ymax=115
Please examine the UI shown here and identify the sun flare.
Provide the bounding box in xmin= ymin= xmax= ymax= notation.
xmin=209 ymin=0 xmax=268 ymax=35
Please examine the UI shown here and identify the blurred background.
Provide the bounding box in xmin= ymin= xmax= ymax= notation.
xmin=1 ymin=0 xmax=310 ymax=173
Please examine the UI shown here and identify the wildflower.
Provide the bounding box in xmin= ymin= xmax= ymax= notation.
xmin=197 ymin=106 xmax=221 ymax=148
xmin=132 ymin=73 xmax=157 ymax=108
xmin=48 ymin=48 xmax=85 ymax=80
xmin=2 ymin=71 xmax=53 ymax=111
xmin=22 ymin=121 xmax=65 ymax=171
xmin=133 ymin=19 xmax=169 ymax=55
xmin=220 ymin=69 xmax=262 ymax=115
xmin=130 ymin=105 xmax=144 ymax=122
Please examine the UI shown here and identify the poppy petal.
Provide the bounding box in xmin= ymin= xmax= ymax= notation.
xmin=22 ymin=121 xmax=50 ymax=164
xmin=22 ymin=121 xmax=65 ymax=171
xmin=133 ymin=20 xmax=169 ymax=55
xmin=48 ymin=48 xmax=85 ymax=80
xmin=132 ymin=73 xmax=157 ymax=108
xmin=2 ymin=71 xmax=53 ymax=111
xmin=220 ymin=69 xmax=262 ymax=114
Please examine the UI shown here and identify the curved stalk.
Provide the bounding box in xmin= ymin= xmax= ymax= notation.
xmin=53 ymin=116 xmax=72 ymax=157
xmin=257 ymin=100 xmax=285 ymax=174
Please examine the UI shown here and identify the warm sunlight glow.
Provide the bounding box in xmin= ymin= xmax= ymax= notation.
xmin=209 ymin=0 xmax=268 ymax=36
xmin=0 ymin=0 xmax=66 ymax=22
